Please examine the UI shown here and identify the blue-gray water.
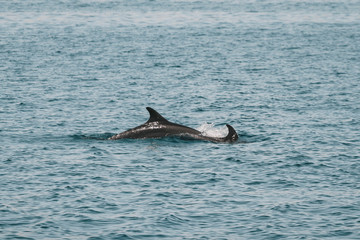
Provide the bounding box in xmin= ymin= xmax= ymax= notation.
xmin=1 ymin=0 xmax=360 ymax=239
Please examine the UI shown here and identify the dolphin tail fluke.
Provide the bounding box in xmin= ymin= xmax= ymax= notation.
xmin=224 ymin=124 xmax=238 ymax=142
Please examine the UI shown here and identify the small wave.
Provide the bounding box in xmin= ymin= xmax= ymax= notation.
xmin=238 ymin=133 xmax=270 ymax=143
xmin=70 ymin=133 xmax=114 ymax=140
xmin=159 ymin=214 xmax=189 ymax=226
xmin=197 ymin=123 xmax=269 ymax=144
xmin=196 ymin=123 xmax=228 ymax=138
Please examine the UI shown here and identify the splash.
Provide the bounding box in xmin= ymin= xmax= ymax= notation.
xmin=196 ymin=123 xmax=228 ymax=138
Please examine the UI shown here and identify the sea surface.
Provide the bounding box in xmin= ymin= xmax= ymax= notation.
xmin=1 ymin=0 xmax=360 ymax=239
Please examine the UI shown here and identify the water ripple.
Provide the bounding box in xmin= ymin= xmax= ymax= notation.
xmin=1 ymin=0 xmax=359 ymax=239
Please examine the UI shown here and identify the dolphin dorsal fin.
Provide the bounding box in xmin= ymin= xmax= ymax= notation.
xmin=146 ymin=107 xmax=169 ymax=123
xmin=224 ymin=124 xmax=239 ymax=142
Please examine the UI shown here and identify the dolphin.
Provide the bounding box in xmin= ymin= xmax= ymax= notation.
xmin=109 ymin=107 xmax=238 ymax=143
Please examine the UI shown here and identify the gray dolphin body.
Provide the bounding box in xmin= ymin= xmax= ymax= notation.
xmin=109 ymin=107 xmax=238 ymax=143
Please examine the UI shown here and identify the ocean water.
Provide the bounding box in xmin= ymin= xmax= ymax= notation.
xmin=1 ymin=0 xmax=360 ymax=239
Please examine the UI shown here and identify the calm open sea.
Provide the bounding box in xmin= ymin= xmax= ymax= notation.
xmin=1 ymin=0 xmax=360 ymax=239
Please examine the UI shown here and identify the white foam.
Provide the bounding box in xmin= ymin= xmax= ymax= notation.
xmin=196 ymin=123 xmax=228 ymax=138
